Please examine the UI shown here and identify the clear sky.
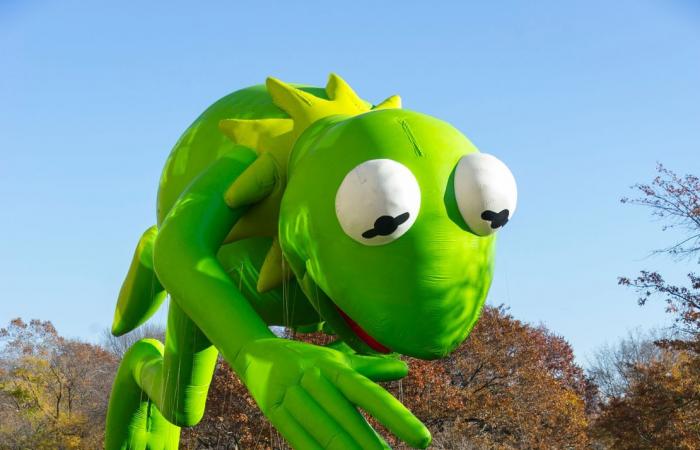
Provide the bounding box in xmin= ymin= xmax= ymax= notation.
xmin=1 ymin=0 xmax=698 ymax=364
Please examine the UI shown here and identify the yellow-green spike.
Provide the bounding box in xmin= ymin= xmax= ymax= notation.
xmin=224 ymin=153 xmax=277 ymax=209
xmin=326 ymin=73 xmax=364 ymax=108
xmin=219 ymin=118 xmax=293 ymax=155
xmin=325 ymin=73 xmax=370 ymax=116
xmin=266 ymin=77 xmax=320 ymax=119
xmin=374 ymin=94 xmax=402 ymax=110
xmin=266 ymin=74 xmax=379 ymax=138
xmin=257 ymin=237 xmax=293 ymax=293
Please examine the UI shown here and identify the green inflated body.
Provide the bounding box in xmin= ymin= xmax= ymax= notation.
xmin=105 ymin=75 xmax=511 ymax=450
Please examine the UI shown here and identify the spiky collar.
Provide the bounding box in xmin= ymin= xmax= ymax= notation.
xmin=217 ymin=74 xmax=401 ymax=293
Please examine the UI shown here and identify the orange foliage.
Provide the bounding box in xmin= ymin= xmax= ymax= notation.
xmin=592 ymin=349 xmax=700 ymax=450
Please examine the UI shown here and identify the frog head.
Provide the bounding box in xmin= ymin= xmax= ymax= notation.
xmin=279 ymin=90 xmax=516 ymax=359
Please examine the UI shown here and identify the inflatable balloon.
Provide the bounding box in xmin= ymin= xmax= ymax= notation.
xmin=105 ymin=74 xmax=517 ymax=449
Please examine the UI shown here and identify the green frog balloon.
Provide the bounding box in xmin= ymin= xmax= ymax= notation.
xmin=105 ymin=74 xmax=517 ymax=450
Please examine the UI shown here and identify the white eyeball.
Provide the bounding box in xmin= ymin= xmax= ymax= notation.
xmin=335 ymin=159 xmax=421 ymax=246
xmin=454 ymin=153 xmax=517 ymax=236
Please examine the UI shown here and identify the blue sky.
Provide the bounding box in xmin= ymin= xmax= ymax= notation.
xmin=1 ymin=0 xmax=698 ymax=364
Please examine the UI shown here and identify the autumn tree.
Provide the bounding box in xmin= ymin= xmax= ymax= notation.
xmin=0 ymin=318 xmax=117 ymax=449
xmin=619 ymin=164 xmax=700 ymax=352
xmin=388 ymin=306 xmax=591 ymax=449
xmin=592 ymin=349 xmax=699 ymax=449
xmin=590 ymin=164 xmax=700 ymax=449
xmin=587 ymin=328 xmax=666 ymax=401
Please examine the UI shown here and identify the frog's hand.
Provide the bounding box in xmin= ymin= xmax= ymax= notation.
xmin=237 ymin=339 xmax=430 ymax=450
xmin=111 ymin=225 xmax=166 ymax=336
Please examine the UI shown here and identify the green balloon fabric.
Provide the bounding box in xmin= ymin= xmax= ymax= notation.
xmin=105 ymin=74 xmax=517 ymax=449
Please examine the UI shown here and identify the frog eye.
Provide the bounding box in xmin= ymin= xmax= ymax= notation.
xmin=454 ymin=153 xmax=517 ymax=236
xmin=335 ymin=159 xmax=421 ymax=246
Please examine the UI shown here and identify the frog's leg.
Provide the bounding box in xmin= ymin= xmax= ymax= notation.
xmin=105 ymin=301 xmax=218 ymax=450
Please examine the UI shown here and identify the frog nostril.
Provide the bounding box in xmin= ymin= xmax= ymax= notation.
xmin=481 ymin=209 xmax=510 ymax=229
xmin=362 ymin=212 xmax=410 ymax=239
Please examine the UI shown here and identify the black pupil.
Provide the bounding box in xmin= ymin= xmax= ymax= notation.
xmin=481 ymin=209 xmax=510 ymax=229
xmin=362 ymin=212 xmax=410 ymax=239
xmin=374 ymin=216 xmax=397 ymax=235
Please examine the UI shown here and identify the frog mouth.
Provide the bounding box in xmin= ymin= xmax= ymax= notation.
xmin=302 ymin=270 xmax=392 ymax=355
xmin=335 ymin=306 xmax=391 ymax=354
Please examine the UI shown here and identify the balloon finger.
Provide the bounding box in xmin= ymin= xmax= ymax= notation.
xmin=330 ymin=367 xmax=431 ymax=449
xmin=301 ymin=369 xmax=390 ymax=450
xmin=282 ymin=384 xmax=362 ymax=450
xmin=270 ymin=406 xmax=323 ymax=450
xmin=349 ymin=354 xmax=408 ymax=382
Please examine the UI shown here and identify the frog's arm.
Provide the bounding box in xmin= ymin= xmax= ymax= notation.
xmin=152 ymin=146 xmax=430 ymax=449
xmin=153 ymin=147 xmax=275 ymax=362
